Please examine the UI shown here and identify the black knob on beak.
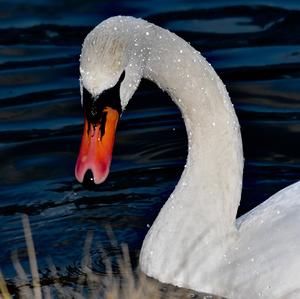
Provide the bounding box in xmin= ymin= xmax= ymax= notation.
xmin=82 ymin=169 xmax=96 ymax=189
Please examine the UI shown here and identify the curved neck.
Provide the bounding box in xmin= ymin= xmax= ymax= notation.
xmin=139 ymin=24 xmax=244 ymax=292
xmin=143 ymin=28 xmax=244 ymax=229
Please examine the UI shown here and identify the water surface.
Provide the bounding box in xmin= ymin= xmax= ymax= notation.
xmin=0 ymin=0 xmax=300 ymax=295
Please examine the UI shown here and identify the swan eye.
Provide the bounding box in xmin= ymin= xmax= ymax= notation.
xmin=82 ymin=87 xmax=100 ymax=124
xmin=82 ymin=71 xmax=125 ymax=124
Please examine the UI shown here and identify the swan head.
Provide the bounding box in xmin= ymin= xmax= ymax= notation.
xmin=75 ymin=16 xmax=146 ymax=185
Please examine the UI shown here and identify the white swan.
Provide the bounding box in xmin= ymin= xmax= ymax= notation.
xmin=75 ymin=16 xmax=300 ymax=298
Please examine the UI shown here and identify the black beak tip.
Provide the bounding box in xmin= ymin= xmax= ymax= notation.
xmin=82 ymin=169 xmax=96 ymax=189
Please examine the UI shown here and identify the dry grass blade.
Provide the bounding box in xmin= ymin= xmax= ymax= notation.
xmin=0 ymin=270 xmax=12 ymax=299
xmin=42 ymin=286 xmax=51 ymax=299
xmin=11 ymin=250 xmax=34 ymax=299
xmin=22 ymin=214 xmax=42 ymax=299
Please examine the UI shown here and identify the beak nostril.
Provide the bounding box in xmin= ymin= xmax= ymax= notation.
xmin=82 ymin=169 xmax=96 ymax=189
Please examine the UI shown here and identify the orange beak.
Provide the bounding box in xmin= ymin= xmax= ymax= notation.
xmin=75 ymin=107 xmax=119 ymax=184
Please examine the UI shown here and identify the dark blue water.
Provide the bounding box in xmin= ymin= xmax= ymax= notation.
xmin=1 ymin=0 xmax=300 ymax=293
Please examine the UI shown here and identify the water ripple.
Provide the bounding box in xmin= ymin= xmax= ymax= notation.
xmin=0 ymin=3 xmax=299 ymax=297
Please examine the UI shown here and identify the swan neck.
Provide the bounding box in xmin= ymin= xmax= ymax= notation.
xmin=140 ymin=25 xmax=244 ymax=290
xmin=143 ymin=33 xmax=244 ymax=230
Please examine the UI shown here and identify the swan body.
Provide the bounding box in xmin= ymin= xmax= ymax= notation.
xmin=78 ymin=16 xmax=300 ymax=298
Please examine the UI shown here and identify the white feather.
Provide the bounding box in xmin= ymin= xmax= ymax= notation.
xmin=80 ymin=16 xmax=300 ymax=299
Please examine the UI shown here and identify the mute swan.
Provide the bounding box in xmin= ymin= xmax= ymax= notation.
xmin=75 ymin=16 xmax=300 ymax=299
